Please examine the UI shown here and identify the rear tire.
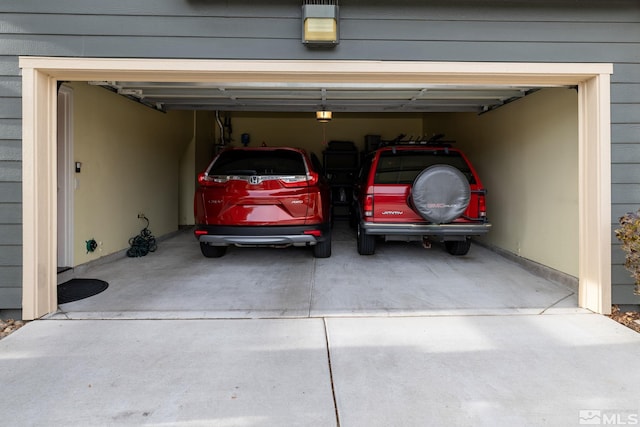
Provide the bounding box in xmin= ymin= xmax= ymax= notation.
xmin=445 ymin=239 xmax=471 ymax=256
xmin=357 ymin=222 xmax=376 ymax=255
xmin=200 ymin=242 xmax=227 ymax=258
xmin=313 ymin=232 xmax=332 ymax=258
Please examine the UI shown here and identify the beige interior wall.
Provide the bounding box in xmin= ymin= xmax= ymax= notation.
xmin=179 ymin=111 xmax=217 ymax=226
xmin=179 ymin=131 xmax=196 ymax=226
xmin=70 ymin=82 xmax=193 ymax=265
xmin=227 ymin=112 xmax=424 ymax=159
xmin=195 ymin=111 xmax=217 ymax=176
xmin=425 ymin=88 xmax=579 ymax=276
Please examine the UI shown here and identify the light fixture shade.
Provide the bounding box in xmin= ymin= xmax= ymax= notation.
xmin=316 ymin=110 xmax=332 ymax=122
xmin=302 ymin=3 xmax=339 ymax=46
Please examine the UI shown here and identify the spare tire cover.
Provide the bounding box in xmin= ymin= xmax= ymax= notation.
xmin=410 ymin=164 xmax=471 ymax=224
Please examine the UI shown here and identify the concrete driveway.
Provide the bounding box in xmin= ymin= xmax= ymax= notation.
xmin=3 ymin=225 xmax=640 ymax=426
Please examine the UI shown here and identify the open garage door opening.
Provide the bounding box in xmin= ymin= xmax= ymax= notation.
xmin=19 ymin=58 xmax=612 ymax=318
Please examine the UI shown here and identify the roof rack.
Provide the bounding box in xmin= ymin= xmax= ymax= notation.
xmin=379 ymin=133 xmax=456 ymax=148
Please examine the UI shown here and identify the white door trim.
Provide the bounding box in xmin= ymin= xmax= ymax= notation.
xmin=19 ymin=57 xmax=613 ymax=319
xmin=56 ymin=84 xmax=74 ymax=269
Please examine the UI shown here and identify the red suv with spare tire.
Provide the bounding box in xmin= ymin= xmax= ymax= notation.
xmin=194 ymin=147 xmax=332 ymax=258
xmin=353 ymin=138 xmax=491 ymax=255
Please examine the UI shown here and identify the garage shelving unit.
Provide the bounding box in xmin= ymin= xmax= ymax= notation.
xmin=323 ymin=141 xmax=359 ymax=221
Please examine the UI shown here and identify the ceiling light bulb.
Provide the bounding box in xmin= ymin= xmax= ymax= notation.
xmin=316 ymin=111 xmax=332 ymax=122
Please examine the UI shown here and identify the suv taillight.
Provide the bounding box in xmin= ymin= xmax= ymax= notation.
xmin=479 ymin=194 xmax=487 ymax=218
xmin=364 ymin=193 xmax=374 ymax=217
xmin=279 ymin=172 xmax=318 ymax=188
xmin=198 ymin=172 xmax=222 ymax=187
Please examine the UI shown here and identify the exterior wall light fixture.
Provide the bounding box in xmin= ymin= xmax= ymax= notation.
xmin=302 ymin=0 xmax=339 ymax=47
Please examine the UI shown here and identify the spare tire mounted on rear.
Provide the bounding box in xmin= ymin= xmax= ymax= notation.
xmin=410 ymin=164 xmax=471 ymax=224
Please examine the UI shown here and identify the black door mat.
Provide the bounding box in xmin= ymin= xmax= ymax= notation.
xmin=57 ymin=279 xmax=109 ymax=304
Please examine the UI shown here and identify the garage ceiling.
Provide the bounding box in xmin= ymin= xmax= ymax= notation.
xmin=88 ymin=80 xmax=552 ymax=114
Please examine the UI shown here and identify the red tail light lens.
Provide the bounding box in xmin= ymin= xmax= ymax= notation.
xmin=307 ymin=172 xmax=319 ymax=186
xmin=279 ymin=172 xmax=318 ymax=188
xmin=197 ymin=172 xmax=208 ymax=184
xmin=479 ymin=194 xmax=487 ymax=218
xmin=198 ymin=172 xmax=227 ymax=187
xmin=364 ymin=194 xmax=374 ymax=217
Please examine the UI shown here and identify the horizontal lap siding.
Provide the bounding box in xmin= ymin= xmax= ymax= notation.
xmin=1 ymin=0 xmax=639 ymax=307
xmin=611 ymin=53 xmax=640 ymax=302
xmin=0 ymin=287 xmax=21 ymax=309
xmin=0 ymin=43 xmax=21 ymax=307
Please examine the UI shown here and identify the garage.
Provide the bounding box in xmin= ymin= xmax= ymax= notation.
xmin=20 ymin=58 xmax=611 ymax=319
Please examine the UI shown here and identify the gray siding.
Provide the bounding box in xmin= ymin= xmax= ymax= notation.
xmin=1 ymin=0 xmax=640 ymax=308
xmin=0 ymin=41 xmax=21 ymax=307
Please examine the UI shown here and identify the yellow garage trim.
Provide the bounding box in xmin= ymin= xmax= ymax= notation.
xmin=19 ymin=57 xmax=612 ymax=319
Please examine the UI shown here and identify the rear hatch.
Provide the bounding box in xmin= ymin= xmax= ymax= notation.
xmin=371 ymin=148 xmax=485 ymax=223
xmin=198 ymin=149 xmax=314 ymax=226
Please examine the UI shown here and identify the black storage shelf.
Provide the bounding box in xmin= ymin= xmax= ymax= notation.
xmin=323 ymin=141 xmax=358 ymax=221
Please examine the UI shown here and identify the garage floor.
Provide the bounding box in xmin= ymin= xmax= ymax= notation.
xmin=51 ymin=223 xmax=581 ymax=319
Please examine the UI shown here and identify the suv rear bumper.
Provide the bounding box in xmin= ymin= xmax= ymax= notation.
xmin=362 ymin=221 xmax=491 ymax=237
xmin=195 ymin=224 xmax=331 ymax=247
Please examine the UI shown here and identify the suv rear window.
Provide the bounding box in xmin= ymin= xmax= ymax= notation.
xmin=209 ymin=149 xmax=307 ymax=175
xmin=374 ymin=150 xmax=476 ymax=185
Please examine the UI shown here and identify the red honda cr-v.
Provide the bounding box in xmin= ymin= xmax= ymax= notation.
xmin=194 ymin=147 xmax=332 ymax=258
